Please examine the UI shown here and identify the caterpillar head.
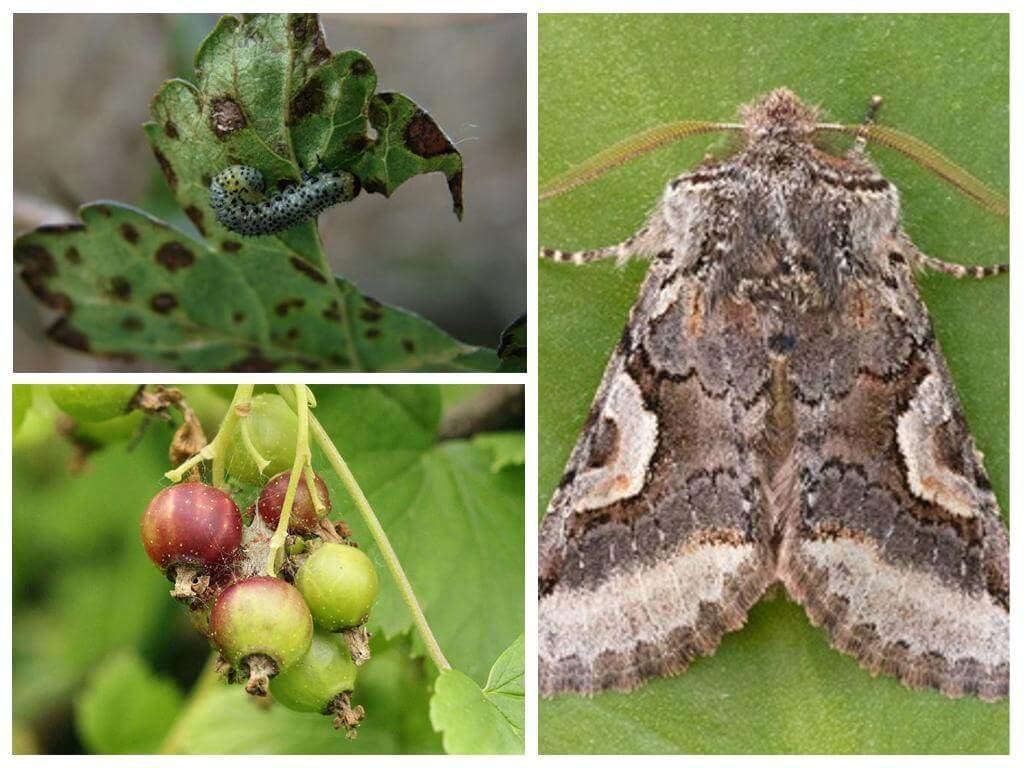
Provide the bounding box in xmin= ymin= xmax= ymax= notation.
xmin=316 ymin=170 xmax=360 ymax=204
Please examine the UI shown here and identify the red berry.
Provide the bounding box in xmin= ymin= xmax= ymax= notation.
xmin=210 ymin=576 xmax=314 ymax=696
xmin=252 ymin=470 xmax=331 ymax=535
xmin=140 ymin=483 xmax=242 ymax=602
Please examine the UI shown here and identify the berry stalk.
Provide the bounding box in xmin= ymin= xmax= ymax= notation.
xmin=275 ymin=385 xmax=452 ymax=673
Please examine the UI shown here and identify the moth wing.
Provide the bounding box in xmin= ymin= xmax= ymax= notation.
xmin=539 ymin=260 xmax=777 ymax=697
xmin=777 ymin=266 xmax=1008 ymax=700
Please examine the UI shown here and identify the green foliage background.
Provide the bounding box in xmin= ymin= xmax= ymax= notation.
xmin=13 ymin=384 xmax=523 ymax=754
xmin=539 ymin=13 xmax=1008 ymax=755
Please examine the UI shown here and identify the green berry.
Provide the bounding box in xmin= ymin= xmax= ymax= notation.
xmin=270 ymin=629 xmax=358 ymax=712
xmin=48 ymin=384 xmax=140 ymax=422
xmin=224 ymin=394 xmax=298 ymax=485
xmin=210 ymin=576 xmax=313 ymax=696
xmin=12 ymin=386 xmax=31 ymax=437
xmin=295 ymin=543 xmax=379 ymax=631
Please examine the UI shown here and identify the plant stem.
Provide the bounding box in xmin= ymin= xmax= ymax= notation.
xmin=212 ymin=384 xmax=254 ymax=488
xmin=275 ymin=385 xmax=452 ymax=673
xmin=165 ymin=384 xmax=254 ymax=485
xmin=266 ymin=384 xmax=310 ymax=576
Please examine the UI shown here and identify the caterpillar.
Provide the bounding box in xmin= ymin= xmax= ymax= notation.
xmin=209 ymin=164 xmax=360 ymax=237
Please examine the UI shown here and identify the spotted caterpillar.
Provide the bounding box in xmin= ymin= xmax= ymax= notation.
xmin=209 ymin=164 xmax=360 ymax=237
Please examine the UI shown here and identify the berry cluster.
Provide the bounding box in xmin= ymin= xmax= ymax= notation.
xmin=140 ymin=472 xmax=378 ymax=737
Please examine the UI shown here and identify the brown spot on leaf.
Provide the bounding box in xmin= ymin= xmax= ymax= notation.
xmin=275 ymin=298 xmax=306 ymax=316
xmin=164 ymin=120 xmax=179 ymax=139
xmin=108 ymin=276 xmax=132 ymax=300
xmin=286 ymin=328 xmax=300 ymax=340
xmin=289 ymin=76 xmax=325 ymax=125
xmin=152 ymin=148 xmax=177 ymax=190
xmin=291 ymin=15 xmax=330 ymax=63
xmin=362 ymin=178 xmax=386 ymax=196
xmin=120 ymin=223 xmax=140 ymax=244
xmin=359 ymin=308 xmax=382 ymax=323
xmin=405 ymin=109 xmax=455 ymax=158
xmin=185 ymin=206 xmax=206 ymax=237
xmin=65 ymin=247 xmax=82 ymax=265
xmin=229 ymin=352 xmax=279 ymax=372
xmin=349 ymin=57 xmax=371 ymax=76
xmin=15 ymin=243 xmax=71 ymax=310
xmin=222 ymin=240 xmax=242 ymax=253
xmin=330 ymin=353 xmax=350 ymax=367
xmin=343 ymin=134 xmax=370 ymax=154
xmin=121 ymin=315 xmax=143 ymax=331
xmin=232 ymin=312 xmax=245 ymax=324
xmin=37 ymin=222 xmax=86 ymax=234
xmin=363 ymin=296 xmax=382 ymax=310
xmin=402 ymin=338 xmax=416 ymax=353
xmin=448 ymin=171 xmax=464 ymax=218
xmin=289 ymin=256 xmax=327 ymax=284
xmin=323 ymin=301 xmax=341 ymax=322
xmin=368 ymin=101 xmax=389 ymax=130
xmin=364 ymin=328 xmax=381 ymax=339
xmin=95 ymin=205 xmax=112 ymax=217
xmin=150 ymin=292 xmax=178 ymax=313
xmin=210 ymin=97 xmax=246 ymax=138
xmin=47 ymin=318 xmax=90 ymax=352
xmin=155 ymin=242 xmax=195 ymax=271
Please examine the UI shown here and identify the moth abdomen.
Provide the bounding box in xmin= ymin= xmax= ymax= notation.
xmin=209 ymin=164 xmax=360 ymax=237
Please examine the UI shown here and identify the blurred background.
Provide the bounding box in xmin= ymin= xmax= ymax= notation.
xmin=12 ymin=383 xmax=525 ymax=754
xmin=14 ymin=14 xmax=526 ymax=371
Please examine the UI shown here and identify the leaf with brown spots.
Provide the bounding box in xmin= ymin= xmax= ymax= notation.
xmin=15 ymin=202 xmax=493 ymax=371
xmin=16 ymin=14 xmax=496 ymax=372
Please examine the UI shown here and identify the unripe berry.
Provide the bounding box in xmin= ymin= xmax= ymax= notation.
xmin=210 ymin=576 xmax=313 ymax=696
xmin=140 ymin=483 xmax=242 ymax=602
xmin=295 ymin=543 xmax=379 ymax=631
xmin=270 ymin=630 xmax=364 ymax=736
xmin=252 ymin=470 xmax=331 ymax=535
xmin=48 ymin=384 xmax=141 ymax=422
xmin=224 ymin=394 xmax=298 ymax=485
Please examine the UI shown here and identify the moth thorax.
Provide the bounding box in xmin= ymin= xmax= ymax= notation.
xmin=741 ymin=88 xmax=819 ymax=142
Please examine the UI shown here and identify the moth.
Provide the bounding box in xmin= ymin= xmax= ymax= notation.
xmin=538 ymin=89 xmax=1009 ymax=701
xmin=209 ymin=163 xmax=360 ymax=237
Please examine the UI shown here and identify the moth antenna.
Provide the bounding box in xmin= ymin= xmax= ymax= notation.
xmin=540 ymin=121 xmax=739 ymax=201
xmin=819 ymin=122 xmax=1008 ymax=217
xmin=850 ymin=94 xmax=884 ymax=158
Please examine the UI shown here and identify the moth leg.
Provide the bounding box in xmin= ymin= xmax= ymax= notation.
xmin=900 ymin=236 xmax=1008 ymax=279
xmin=540 ymin=214 xmax=672 ymax=266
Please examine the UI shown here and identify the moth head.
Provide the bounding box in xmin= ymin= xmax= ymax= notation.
xmin=741 ymin=88 xmax=819 ymax=144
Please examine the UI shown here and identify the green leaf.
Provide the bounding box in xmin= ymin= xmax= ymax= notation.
xmin=472 ymin=432 xmax=526 ymax=472
xmin=430 ymin=633 xmax=524 ymax=754
xmin=14 ymin=13 xmax=489 ymax=372
xmin=310 ymin=385 xmax=524 ymax=685
xmin=539 ymin=14 xmax=1008 ymax=755
xmin=75 ymin=652 xmax=183 ymax=754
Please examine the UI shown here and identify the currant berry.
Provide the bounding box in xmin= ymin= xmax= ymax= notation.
xmin=295 ymin=543 xmax=379 ymax=631
xmin=48 ymin=384 xmax=141 ymax=422
xmin=253 ymin=470 xmax=331 ymax=535
xmin=210 ymin=576 xmax=313 ymax=696
xmin=140 ymin=483 xmax=242 ymax=602
xmin=270 ymin=629 xmax=364 ymax=737
xmin=224 ymin=394 xmax=298 ymax=485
